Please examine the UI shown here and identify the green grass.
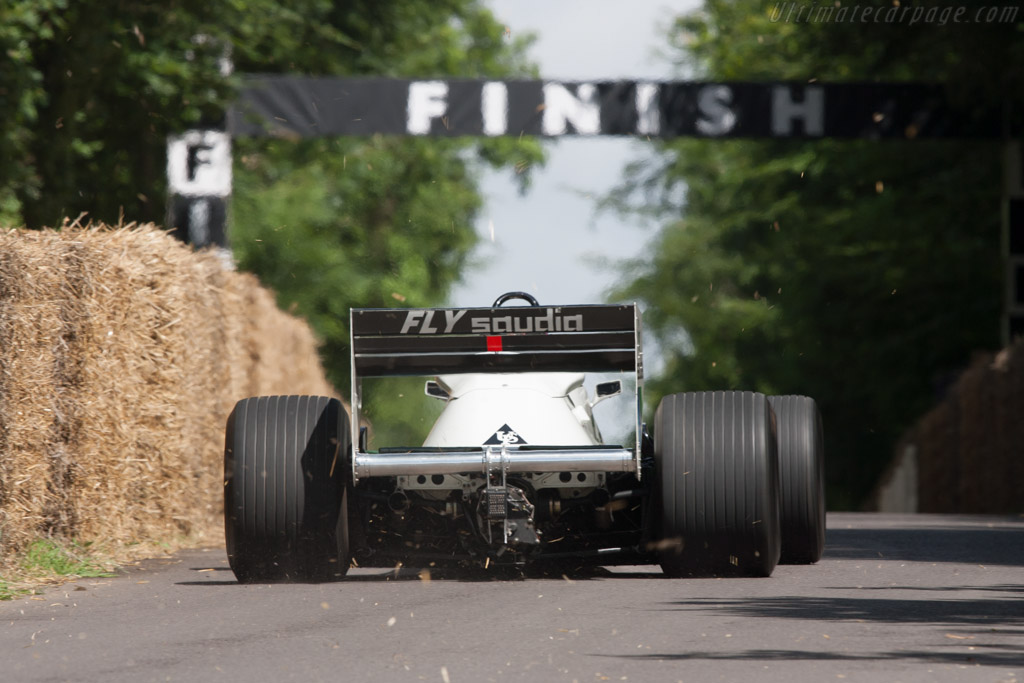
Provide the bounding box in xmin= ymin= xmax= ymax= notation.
xmin=0 ymin=580 xmax=30 ymax=601
xmin=22 ymin=539 xmax=115 ymax=579
xmin=0 ymin=538 xmax=119 ymax=599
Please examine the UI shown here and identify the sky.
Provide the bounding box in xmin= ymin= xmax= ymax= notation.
xmin=447 ymin=0 xmax=703 ymax=438
xmin=448 ymin=0 xmax=702 ymax=308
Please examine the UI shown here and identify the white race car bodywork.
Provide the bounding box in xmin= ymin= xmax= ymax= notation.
xmin=404 ymin=372 xmax=613 ymax=502
xmin=422 ymin=372 xmax=603 ymax=448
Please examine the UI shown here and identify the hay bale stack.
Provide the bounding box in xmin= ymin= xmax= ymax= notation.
xmin=908 ymin=342 xmax=1024 ymax=513
xmin=0 ymin=224 xmax=336 ymax=565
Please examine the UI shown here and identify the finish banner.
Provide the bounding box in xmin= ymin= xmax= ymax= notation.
xmin=229 ymin=77 xmax=1009 ymax=140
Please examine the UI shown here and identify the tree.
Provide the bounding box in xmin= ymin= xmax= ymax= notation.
xmin=0 ymin=1 xmax=525 ymax=226
xmin=229 ymin=2 xmax=544 ymax=394
xmin=0 ymin=0 xmax=543 ymax=402
xmin=0 ymin=1 xmax=247 ymax=227
xmin=612 ymin=0 xmax=1022 ymax=508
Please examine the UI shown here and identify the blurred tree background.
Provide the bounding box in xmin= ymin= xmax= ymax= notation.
xmin=611 ymin=0 xmax=1024 ymax=508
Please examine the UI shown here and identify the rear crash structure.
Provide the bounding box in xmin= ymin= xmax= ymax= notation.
xmin=224 ymin=293 xmax=826 ymax=582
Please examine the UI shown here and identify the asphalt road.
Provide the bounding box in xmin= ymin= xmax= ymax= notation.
xmin=3 ymin=513 xmax=1022 ymax=683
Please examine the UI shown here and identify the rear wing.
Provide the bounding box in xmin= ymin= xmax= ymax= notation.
xmin=350 ymin=303 xmax=642 ymax=377
xmin=348 ymin=303 xmax=644 ymax=479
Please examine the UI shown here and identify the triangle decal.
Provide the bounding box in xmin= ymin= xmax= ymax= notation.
xmin=483 ymin=424 xmax=526 ymax=446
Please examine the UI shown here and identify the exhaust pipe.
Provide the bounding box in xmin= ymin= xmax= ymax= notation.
xmin=388 ymin=490 xmax=410 ymax=513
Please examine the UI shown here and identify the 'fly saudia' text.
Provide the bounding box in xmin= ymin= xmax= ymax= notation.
xmin=400 ymin=308 xmax=584 ymax=334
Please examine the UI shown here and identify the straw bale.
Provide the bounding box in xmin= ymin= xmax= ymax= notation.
xmin=0 ymin=223 xmax=336 ymax=568
xmin=903 ymin=340 xmax=1024 ymax=513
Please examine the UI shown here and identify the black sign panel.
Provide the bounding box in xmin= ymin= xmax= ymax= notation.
xmin=166 ymin=195 xmax=228 ymax=248
xmin=229 ymin=77 xmax=1011 ymax=140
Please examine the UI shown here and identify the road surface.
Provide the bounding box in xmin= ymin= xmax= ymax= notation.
xmin=3 ymin=513 xmax=1022 ymax=682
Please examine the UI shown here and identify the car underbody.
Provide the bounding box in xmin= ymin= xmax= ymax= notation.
xmin=347 ymin=448 xmax=654 ymax=569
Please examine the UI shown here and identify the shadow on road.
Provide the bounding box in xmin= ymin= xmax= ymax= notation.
xmin=824 ymin=584 xmax=1024 ymax=594
xmin=663 ymin=590 xmax=1024 ymax=627
xmin=596 ymin=647 xmax=1024 ymax=667
xmin=825 ymin=525 xmax=1024 ymax=566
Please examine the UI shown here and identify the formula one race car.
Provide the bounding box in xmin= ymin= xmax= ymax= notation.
xmin=224 ymin=292 xmax=825 ymax=582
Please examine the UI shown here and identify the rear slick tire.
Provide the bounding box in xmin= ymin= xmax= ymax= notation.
xmin=654 ymin=391 xmax=781 ymax=577
xmin=224 ymin=395 xmax=350 ymax=583
xmin=768 ymin=395 xmax=826 ymax=564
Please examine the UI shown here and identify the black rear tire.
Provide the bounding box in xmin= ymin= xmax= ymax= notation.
xmin=654 ymin=391 xmax=781 ymax=577
xmin=224 ymin=395 xmax=350 ymax=583
xmin=769 ymin=395 xmax=825 ymax=564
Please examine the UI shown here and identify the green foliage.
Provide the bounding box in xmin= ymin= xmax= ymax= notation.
xmin=0 ymin=0 xmax=544 ymax=442
xmin=22 ymin=539 xmax=114 ymax=578
xmin=231 ymin=134 xmax=542 ymax=390
xmin=0 ymin=0 xmax=63 ymax=224
xmin=227 ymin=2 xmax=544 ymax=397
xmin=614 ymin=0 xmax=1020 ymax=508
xmin=360 ymin=377 xmax=447 ymax=449
xmin=0 ymin=580 xmax=31 ymax=601
xmin=0 ymin=0 xmax=241 ymax=227
xmin=0 ymin=0 xmax=537 ymax=228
